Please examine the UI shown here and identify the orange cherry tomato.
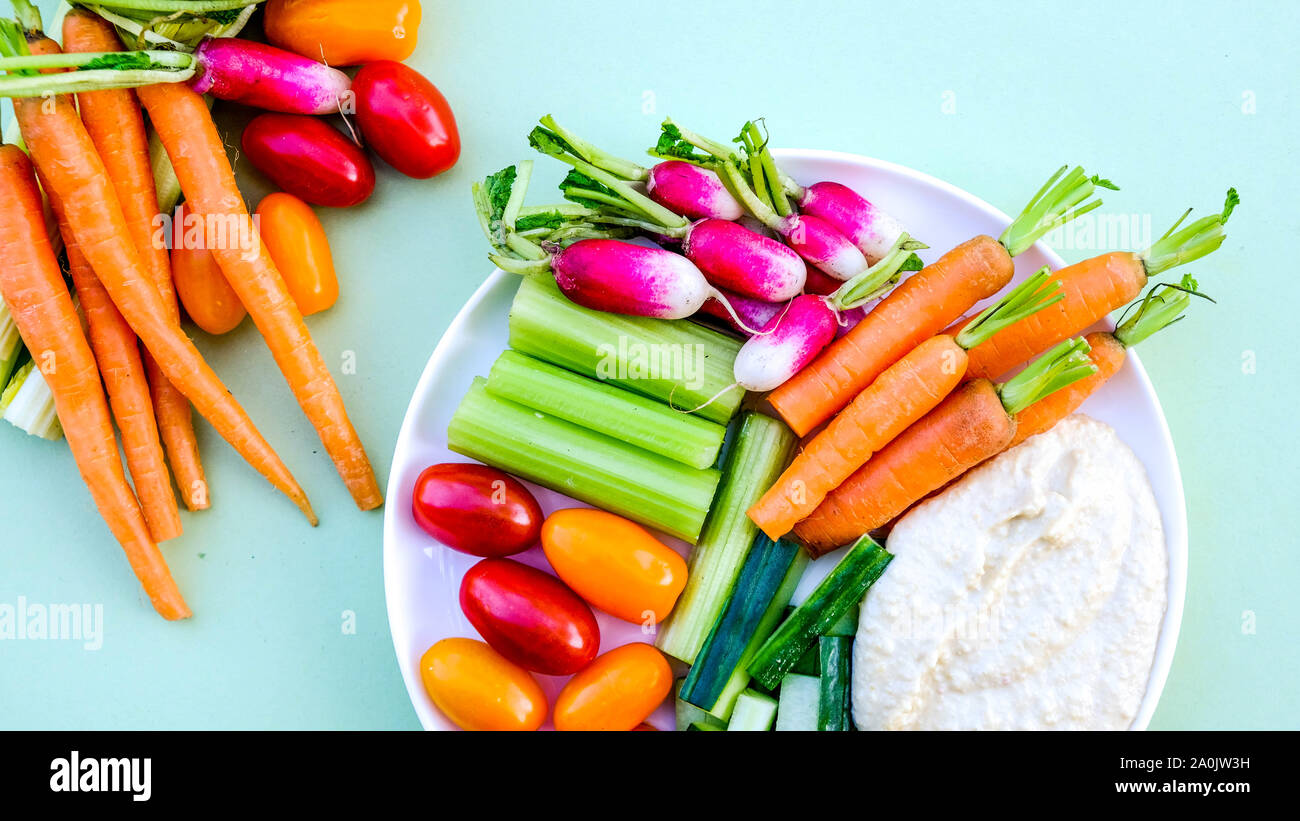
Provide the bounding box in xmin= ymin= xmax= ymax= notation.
xmin=264 ymin=0 xmax=421 ymax=66
xmin=170 ymin=203 xmax=246 ymax=335
xmin=541 ymin=509 xmax=688 ymax=625
xmin=553 ymin=643 xmax=672 ymax=731
xmin=419 ymin=638 xmax=547 ymax=731
xmin=255 ymin=193 xmax=339 ymax=316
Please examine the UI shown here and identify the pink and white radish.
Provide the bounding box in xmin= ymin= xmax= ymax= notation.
xmin=733 ymin=295 xmax=838 ymax=391
xmin=0 ymin=35 xmax=352 ymax=116
xmin=698 ymin=288 xmax=786 ymax=335
xmin=530 ymin=124 xmax=807 ymax=301
xmin=796 ymin=181 xmax=907 ymax=263
xmin=646 ymin=160 xmax=744 ymax=221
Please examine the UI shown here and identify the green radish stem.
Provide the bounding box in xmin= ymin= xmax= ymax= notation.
xmin=827 ymin=233 xmax=927 ymax=311
xmin=997 ymin=337 xmax=1098 ymax=416
xmin=955 ymin=267 xmax=1064 ymax=350
xmin=536 ymin=114 xmax=648 ymax=182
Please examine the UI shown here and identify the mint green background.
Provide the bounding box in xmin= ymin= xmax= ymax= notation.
xmin=1 ymin=0 xmax=1295 ymax=729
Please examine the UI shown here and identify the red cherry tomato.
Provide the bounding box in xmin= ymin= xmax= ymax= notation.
xmin=241 ymin=113 xmax=375 ymax=207
xmin=460 ymin=558 xmax=600 ymax=676
xmin=352 ymin=60 xmax=459 ymax=179
xmin=412 ymin=463 xmax=542 ymax=557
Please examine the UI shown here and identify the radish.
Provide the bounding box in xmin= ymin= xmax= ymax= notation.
xmin=0 ymin=36 xmax=351 ymax=116
xmin=796 ymin=181 xmax=907 ymax=263
xmin=473 ymin=162 xmax=761 ymax=329
xmin=654 ymin=119 xmax=914 ymax=267
xmin=733 ymin=295 xmax=838 ymax=391
xmin=698 ymin=288 xmax=786 ymax=335
xmin=532 ymin=115 xmax=744 ymax=221
xmin=529 ymin=120 xmax=806 ymax=301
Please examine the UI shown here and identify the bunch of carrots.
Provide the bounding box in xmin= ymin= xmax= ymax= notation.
xmin=750 ymin=169 xmax=1237 ymax=555
xmin=0 ymin=4 xmax=381 ymax=620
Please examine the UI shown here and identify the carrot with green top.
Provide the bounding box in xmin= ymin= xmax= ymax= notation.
xmin=136 ymin=81 xmax=382 ymax=510
xmin=0 ymin=20 xmax=317 ymax=524
xmin=62 ymin=7 xmax=210 ymax=512
xmin=952 ymin=191 xmax=1236 ymax=380
xmin=769 ymin=165 xmax=1116 ymax=436
xmin=749 ymin=268 xmax=1064 ymax=540
xmin=794 ymin=337 xmax=1098 ymax=555
xmin=0 ymin=144 xmax=189 ymax=619
xmin=1009 ymin=275 xmax=1210 ymax=447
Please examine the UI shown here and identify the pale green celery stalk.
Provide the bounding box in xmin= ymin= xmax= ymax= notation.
xmin=485 ymin=350 xmax=727 ymax=471
xmin=507 ymin=275 xmax=744 ymax=425
xmin=656 ymin=412 xmax=799 ymax=663
xmin=1 ymin=361 xmax=62 ymax=440
xmin=0 ymin=298 xmax=21 ymax=390
xmin=448 ymin=378 xmax=721 ymax=544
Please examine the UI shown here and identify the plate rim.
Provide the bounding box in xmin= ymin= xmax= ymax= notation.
xmin=382 ymin=149 xmax=1189 ymax=731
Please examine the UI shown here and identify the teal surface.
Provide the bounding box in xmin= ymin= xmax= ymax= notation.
xmin=1 ymin=0 xmax=1295 ymax=729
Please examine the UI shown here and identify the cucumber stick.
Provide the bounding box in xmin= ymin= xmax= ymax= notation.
xmin=656 ymin=412 xmax=799 ymax=663
xmin=675 ymin=681 xmax=726 ymax=731
xmin=680 ymin=533 xmax=808 ymax=720
xmin=485 ymin=350 xmax=726 ymax=470
xmin=774 ymin=673 xmax=819 ymax=731
xmin=508 ymin=275 xmax=744 ymax=425
xmin=818 ymin=636 xmax=853 ymax=731
xmin=448 ymin=377 xmax=720 ymax=543
xmin=748 ymin=535 xmax=893 ymax=690
xmin=727 ymin=689 xmax=777 ymax=731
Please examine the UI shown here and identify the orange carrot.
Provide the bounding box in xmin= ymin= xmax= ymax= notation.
xmin=61 ymin=10 xmax=210 ymax=512
xmin=47 ymin=189 xmax=183 ymax=542
xmin=137 ymin=82 xmax=382 ymax=511
xmin=793 ymin=338 xmax=1097 ymax=556
xmin=768 ymin=166 xmax=1113 ymax=436
xmin=1009 ymin=275 xmax=1208 ymax=448
xmin=11 ymin=93 xmax=317 ymax=524
xmin=769 ymin=235 xmax=1014 ymax=436
xmin=958 ymin=190 xmax=1237 ymax=380
xmin=749 ymin=269 xmax=1062 ymax=540
xmin=0 ymin=145 xmax=189 ymax=619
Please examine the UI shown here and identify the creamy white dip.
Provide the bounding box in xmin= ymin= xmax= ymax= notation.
xmin=852 ymin=415 xmax=1167 ymax=730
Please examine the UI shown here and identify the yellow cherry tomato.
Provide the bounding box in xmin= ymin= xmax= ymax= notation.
xmin=553 ymin=643 xmax=672 ymax=731
xmin=256 ymin=193 xmax=339 ymax=316
xmin=419 ymin=638 xmax=547 ymax=731
xmin=541 ymin=509 xmax=688 ymax=626
xmin=264 ymin=0 xmax=421 ymax=66
xmin=170 ymin=202 xmax=246 ymax=335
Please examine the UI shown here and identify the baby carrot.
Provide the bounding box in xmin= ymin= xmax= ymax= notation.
xmin=749 ymin=269 xmax=1063 ymax=540
xmin=137 ymin=82 xmax=382 ymax=511
xmin=793 ymin=337 xmax=1097 ymax=555
xmin=1008 ymin=276 xmax=1209 ymax=448
xmin=2 ymin=49 xmax=317 ymax=523
xmin=769 ymin=165 xmax=1114 ymax=436
xmin=0 ymin=145 xmax=189 ymax=619
xmin=956 ymin=191 xmax=1236 ymax=380
xmin=61 ymin=8 xmax=211 ymax=512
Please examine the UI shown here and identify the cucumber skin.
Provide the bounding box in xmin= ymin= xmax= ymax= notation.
xmin=655 ymin=412 xmax=799 ymax=664
xmin=818 ymin=636 xmax=853 ymax=732
xmin=747 ymin=536 xmax=893 ymax=691
xmin=680 ymin=534 xmax=807 ymax=719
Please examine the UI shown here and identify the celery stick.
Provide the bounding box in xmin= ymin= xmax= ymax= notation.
xmin=0 ymin=300 xmax=21 ymax=391
xmin=448 ymin=377 xmax=721 ymax=543
xmin=1 ymin=361 xmax=62 ymax=440
xmin=508 ymin=275 xmax=744 ymax=425
xmin=486 ymin=350 xmax=727 ymax=470
xmin=656 ymin=412 xmax=798 ymax=663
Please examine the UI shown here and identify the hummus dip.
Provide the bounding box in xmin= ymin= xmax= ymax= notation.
xmin=852 ymin=415 xmax=1167 ymax=730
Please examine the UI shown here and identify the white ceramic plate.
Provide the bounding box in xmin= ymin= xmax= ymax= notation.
xmin=383 ymin=150 xmax=1188 ymax=731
